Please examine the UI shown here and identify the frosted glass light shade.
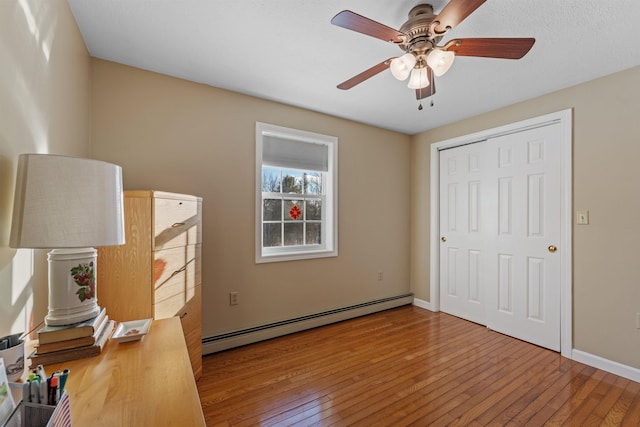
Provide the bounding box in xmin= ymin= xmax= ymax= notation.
xmin=407 ymin=67 xmax=430 ymax=89
xmin=427 ymin=49 xmax=455 ymax=77
xmin=390 ymin=53 xmax=416 ymax=81
xmin=10 ymin=153 xmax=125 ymax=325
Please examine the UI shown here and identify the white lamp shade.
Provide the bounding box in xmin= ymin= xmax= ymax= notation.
xmin=390 ymin=53 xmax=416 ymax=81
xmin=10 ymin=154 xmax=125 ymax=249
xmin=427 ymin=49 xmax=455 ymax=77
xmin=407 ymin=67 xmax=430 ymax=89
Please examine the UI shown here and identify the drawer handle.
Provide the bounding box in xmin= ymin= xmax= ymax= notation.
xmin=171 ymin=222 xmax=185 ymax=228
xmin=169 ymin=265 xmax=188 ymax=279
xmin=179 ymin=312 xmax=188 ymax=319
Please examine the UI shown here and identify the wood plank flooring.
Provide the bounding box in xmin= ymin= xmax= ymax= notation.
xmin=197 ymin=305 xmax=640 ymax=426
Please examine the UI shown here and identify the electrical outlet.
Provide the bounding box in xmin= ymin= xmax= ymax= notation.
xmin=229 ymin=292 xmax=239 ymax=306
xmin=377 ymin=271 xmax=383 ymax=281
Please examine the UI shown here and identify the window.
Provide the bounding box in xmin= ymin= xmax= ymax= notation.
xmin=256 ymin=122 xmax=337 ymax=263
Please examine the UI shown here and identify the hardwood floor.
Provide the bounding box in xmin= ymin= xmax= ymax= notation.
xmin=197 ymin=305 xmax=640 ymax=426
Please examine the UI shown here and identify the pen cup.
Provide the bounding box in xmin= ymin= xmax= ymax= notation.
xmin=0 ymin=336 xmax=25 ymax=381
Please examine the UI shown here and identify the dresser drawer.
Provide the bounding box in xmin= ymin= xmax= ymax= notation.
xmin=153 ymin=197 xmax=201 ymax=250
xmin=153 ymin=245 xmax=199 ymax=319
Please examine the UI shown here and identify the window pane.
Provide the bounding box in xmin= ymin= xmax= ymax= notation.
xmin=262 ymin=166 xmax=281 ymax=192
xmin=282 ymin=169 xmax=303 ymax=194
xmin=304 ymin=172 xmax=322 ymax=195
xmin=306 ymin=200 xmax=322 ymax=220
xmin=284 ymin=200 xmax=302 ymax=221
xmin=263 ymin=223 xmax=282 ymax=247
xmin=284 ymin=223 xmax=303 ymax=246
xmin=306 ymin=223 xmax=321 ymax=245
xmin=263 ymin=199 xmax=281 ymax=221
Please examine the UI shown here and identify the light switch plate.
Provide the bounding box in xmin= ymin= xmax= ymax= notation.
xmin=576 ymin=210 xmax=589 ymax=225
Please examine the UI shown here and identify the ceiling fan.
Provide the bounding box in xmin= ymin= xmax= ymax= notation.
xmin=331 ymin=0 xmax=535 ymax=109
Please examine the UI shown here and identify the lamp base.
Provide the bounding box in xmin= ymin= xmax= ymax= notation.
xmin=46 ymin=248 xmax=101 ymax=326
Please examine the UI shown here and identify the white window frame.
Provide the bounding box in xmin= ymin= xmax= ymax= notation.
xmin=255 ymin=122 xmax=338 ymax=263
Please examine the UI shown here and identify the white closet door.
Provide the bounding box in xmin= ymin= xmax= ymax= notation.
xmin=439 ymin=142 xmax=488 ymax=325
xmin=485 ymin=124 xmax=561 ymax=351
xmin=439 ymin=123 xmax=562 ymax=351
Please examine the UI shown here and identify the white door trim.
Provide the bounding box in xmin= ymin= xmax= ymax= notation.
xmin=429 ymin=109 xmax=573 ymax=358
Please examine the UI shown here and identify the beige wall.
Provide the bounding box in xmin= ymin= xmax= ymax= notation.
xmin=0 ymin=0 xmax=92 ymax=336
xmin=410 ymin=66 xmax=640 ymax=368
xmin=89 ymin=59 xmax=412 ymax=338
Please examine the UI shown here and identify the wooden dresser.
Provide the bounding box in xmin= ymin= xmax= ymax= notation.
xmin=97 ymin=190 xmax=203 ymax=379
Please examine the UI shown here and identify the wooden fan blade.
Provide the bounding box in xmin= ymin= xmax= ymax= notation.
xmin=416 ymin=68 xmax=436 ymax=100
xmin=447 ymin=38 xmax=535 ymax=59
xmin=331 ymin=10 xmax=405 ymax=43
xmin=432 ymin=0 xmax=487 ymax=34
xmin=337 ymin=59 xmax=393 ymax=90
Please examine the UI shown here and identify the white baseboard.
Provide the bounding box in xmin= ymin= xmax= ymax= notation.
xmin=202 ymin=293 xmax=414 ymax=355
xmin=572 ymin=349 xmax=640 ymax=383
xmin=412 ymin=297 xmax=436 ymax=311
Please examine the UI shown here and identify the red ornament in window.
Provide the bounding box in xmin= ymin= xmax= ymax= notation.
xmin=289 ymin=205 xmax=302 ymax=220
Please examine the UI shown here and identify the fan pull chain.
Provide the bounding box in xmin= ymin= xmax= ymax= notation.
xmin=417 ymin=66 xmax=424 ymax=110
xmin=430 ymin=70 xmax=434 ymax=108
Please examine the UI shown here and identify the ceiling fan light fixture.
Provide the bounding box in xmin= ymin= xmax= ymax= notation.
xmin=407 ymin=67 xmax=429 ymax=89
xmin=390 ymin=53 xmax=416 ymax=81
xmin=427 ymin=49 xmax=455 ymax=77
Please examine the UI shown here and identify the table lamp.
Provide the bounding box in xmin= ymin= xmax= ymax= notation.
xmin=9 ymin=154 xmax=125 ymax=326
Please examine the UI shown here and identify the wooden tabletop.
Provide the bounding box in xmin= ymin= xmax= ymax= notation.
xmin=38 ymin=317 xmax=205 ymax=426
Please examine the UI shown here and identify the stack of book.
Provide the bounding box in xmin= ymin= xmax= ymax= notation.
xmin=29 ymin=307 xmax=114 ymax=368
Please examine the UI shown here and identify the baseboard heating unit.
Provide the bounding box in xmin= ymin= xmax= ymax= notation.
xmin=202 ymin=293 xmax=414 ymax=354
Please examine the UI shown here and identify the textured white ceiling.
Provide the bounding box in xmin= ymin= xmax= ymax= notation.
xmin=67 ymin=0 xmax=640 ymax=135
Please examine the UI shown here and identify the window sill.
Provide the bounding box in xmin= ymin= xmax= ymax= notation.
xmin=256 ymin=248 xmax=337 ymax=264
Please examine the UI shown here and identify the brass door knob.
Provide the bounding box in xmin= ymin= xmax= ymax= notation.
xmin=548 ymin=245 xmax=557 ymax=253
xmin=441 ymin=237 xmax=446 ymax=242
